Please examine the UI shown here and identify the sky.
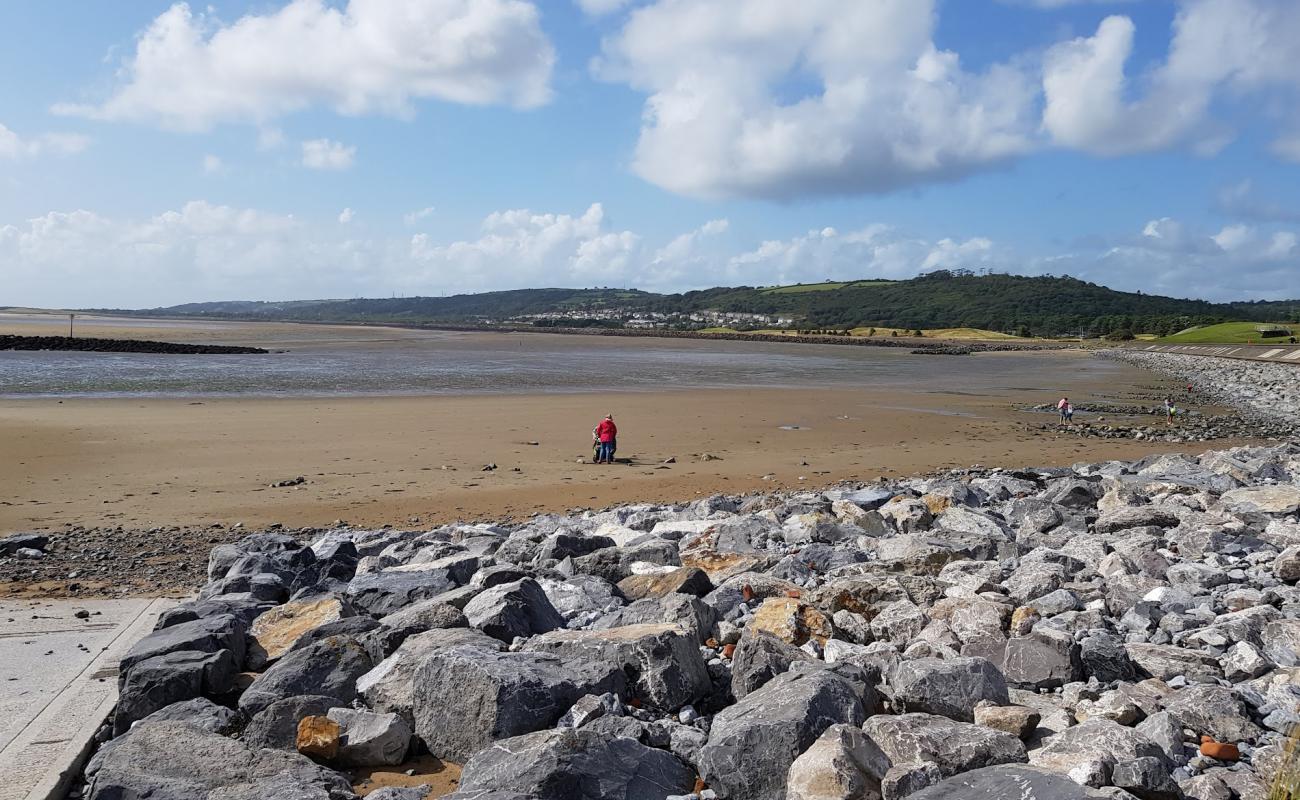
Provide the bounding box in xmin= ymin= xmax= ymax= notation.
xmin=2 ymin=0 xmax=1299 ymax=308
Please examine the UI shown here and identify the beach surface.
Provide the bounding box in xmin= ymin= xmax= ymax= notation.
xmin=1 ymin=376 xmax=1233 ymax=534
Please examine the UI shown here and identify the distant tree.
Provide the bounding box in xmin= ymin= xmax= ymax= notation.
xmin=1016 ymin=324 xmax=1032 ymax=338
xmin=1104 ymin=329 xmax=1135 ymax=341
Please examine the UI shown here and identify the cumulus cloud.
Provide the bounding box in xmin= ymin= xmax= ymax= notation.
xmin=56 ymin=0 xmax=555 ymax=130
xmin=338 ymin=208 xmax=354 ymax=224
xmin=1042 ymin=0 xmax=1300 ymax=156
xmin=301 ymin=139 xmax=355 ymax=170
xmin=4 ymin=200 xmax=1295 ymax=308
xmin=0 ymin=123 xmax=90 ymax=160
xmin=595 ymin=0 xmax=1038 ymax=199
xmin=403 ymin=206 xmax=437 ymax=225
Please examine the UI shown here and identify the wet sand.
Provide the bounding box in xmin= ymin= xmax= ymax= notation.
xmin=0 ymin=365 xmax=1236 ymax=534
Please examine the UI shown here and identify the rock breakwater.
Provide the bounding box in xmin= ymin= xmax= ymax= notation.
xmin=75 ymin=442 xmax=1300 ymax=800
xmin=0 ymin=334 xmax=267 ymax=354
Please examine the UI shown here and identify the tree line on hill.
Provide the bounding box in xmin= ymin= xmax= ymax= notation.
xmin=97 ymin=271 xmax=1299 ymax=339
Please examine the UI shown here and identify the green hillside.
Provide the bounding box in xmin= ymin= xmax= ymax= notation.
xmin=1158 ymin=321 xmax=1297 ymax=344
xmin=95 ymin=271 xmax=1300 ymax=338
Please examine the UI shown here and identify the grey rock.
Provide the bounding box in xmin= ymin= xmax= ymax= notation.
xmin=1002 ymin=627 xmax=1081 ymax=690
xmin=1261 ymin=619 xmax=1300 ymax=666
xmin=906 ymin=765 xmax=1114 ymax=800
xmin=449 ymin=728 xmax=692 ymax=800
xmin=730 ymin=630 xmax=816 ymax=700
xmin=134 ymin=697 xmax=240 ymax=736
xmin=86 ymin=720 xmax=353 ymax=800
xmin=238 ymin=635 xmax=373 ymax=716
xmin=115 ymin=649 xmax=236 ymax=735
xmin=1029 ymin=719 xmax=1168 ymax=777
xmin=881 ymin=761 xmax=943 ymax=800
xmin=1163 ymin=685 xmax=1262 ymax=744
xmin=864 ymin=713 xmax=1028 ymax=778
xmin=0 ymin=533 xmax=49 ymax=555
xmin=327 ymin=708 xmax=412 ymax=766
xmin=345 ymin=568 xmax=458 ymax=617
xmin=1124 ymin=643 xmax=1222 ymax=683
xmin=697 ymin=668 xmax=867 ymax=800
xmin=242 ymin=695 xmax=337 ymax=750
xmin=523 ymin=623 xmax=710 ymax=711
xmin=357 ymin=628 xmax=502 ymax=724
xmin=1080 ymin=632 xmax=1137 ymax=683
xmin=1135 ymin=712 xmax=1187 ymax=767
xmin=1111 ymin=756 xmax=1181 ymax=800
xmin=120 ymin=613 xmax=247 ymax=675
xmin=891 ymin=657 xmax=1009 ymax=722
xmin=411 ymin=646 xmax=625 ymax=762
xmin=463 ymin=578 xmax=566 ymax=643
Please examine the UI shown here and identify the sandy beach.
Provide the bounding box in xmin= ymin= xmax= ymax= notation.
xmin=0 ymin=375 xmax=1234 ymax=534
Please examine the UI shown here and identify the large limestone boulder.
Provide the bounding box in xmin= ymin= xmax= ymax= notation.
xmin=862 ymin=713 xmax=1027 ymax=778
xmin=345 ymin=567 xmax=458 ymax=617
xmin=85 ymin=721 xmax=353 ymax=800
xmin=696 ymin=668 xmax=867 ymax=800
xmin=730 ymin=630 xmax=817 ymax=699
xmin=411 ymin=646 xmax=626 ymax=762
xmin=239 ymin=635 xmax=373 ymax=716
xmin=357 ymin=628 xmax=501 ymax=724
xmin=463 ymin=578 xmax=566 ymax=643
xmin=785 ymin=723 xmax=891 ymax=800
xmin=114 ymin=650 xmax=237 ymax=735
xmin=1220 ymin=485 xmax=1300 ymax=516
xmin=247 ymin=596 xmax=347 ymax=668
xmin=522 ymin=623 xmax=710 ymax=710
xmin=1125 ymin=643 xmax=1223 ymax=683
xmin=326 ymin=708 xmax=412 ymax=767
xmin=1028 ymin=718 xmax=1167 ymax=779
xmin=749 ymin=597 xmax=835 ymax=647
xmin=119 ymin=613 xmax=247 ymax=675
xmin=1163 ymin=685 xmax=1263 ymax=744
xmin=446 ymin=728 xmax=693 ymax=800
xmin=906 ymin=765 xmax=1114 ymax=799
xmin=616 ymin=566 xmax=713 ymax=600
xmin=890 ymin=657 xmax=1009 ymax=721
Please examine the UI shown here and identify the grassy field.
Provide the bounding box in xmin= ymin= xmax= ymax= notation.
xmin=760 ymin=280 xmax=891 ymax=294
xmin=1158 ymin=321 xmax=1297 ymax=344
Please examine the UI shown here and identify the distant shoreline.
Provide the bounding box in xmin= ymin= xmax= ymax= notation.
xmin=77 ymin=312 xmax=1076 ymax=354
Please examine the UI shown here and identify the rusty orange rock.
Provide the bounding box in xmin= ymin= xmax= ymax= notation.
xmin=1200 ymin=741 xmax=1239 ymax=762
xmin=296 ymin=715 xmax=340 ymax=761
xmin=721 ymin=643 xmax=736 ymax=659
xmin=741 ymin=584 xmax=755 ymax=602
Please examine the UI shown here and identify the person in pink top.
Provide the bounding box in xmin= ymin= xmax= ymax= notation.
xmin=593 ymin=414 xmax=618 ymax=464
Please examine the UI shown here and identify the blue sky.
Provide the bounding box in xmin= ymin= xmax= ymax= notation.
xmin=2 ymin=0 xmax=1299 ymax=307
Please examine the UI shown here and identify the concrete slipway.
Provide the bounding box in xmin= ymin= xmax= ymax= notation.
xmin=0 ymin=598 xmax=174 ymax=800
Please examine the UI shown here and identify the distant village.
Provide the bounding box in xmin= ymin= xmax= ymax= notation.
xmin=511 ymin=308 xmax=795 ymax=330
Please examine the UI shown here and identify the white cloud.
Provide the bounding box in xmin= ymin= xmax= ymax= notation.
xmin=0 ymin=123 xmax=90 ymax=160
xmin=403 ymin=206 xmax=437 ymax=225
xmin=257 ymin=127 xmax=285 ymax=151
xmin=201 ymin=154 xmax=224 ymax=174
xmin=3 ymin=201 xmax=1295 ymax=308
xmin=1042 ymin=0 xmax=1300 ymax=156
xmin=301 ymin=139 xmax=356 ymax=170
xmin=338 ymin=207 xmax=354 ymax=224
xmin=56 ymin=0 xmax=555 ymax=131
xmin=595 ymin=0 xmax=1038 ymax=199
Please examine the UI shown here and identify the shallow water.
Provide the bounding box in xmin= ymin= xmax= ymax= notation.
xmin=0 ymin=330 xmax=1121 ymax=399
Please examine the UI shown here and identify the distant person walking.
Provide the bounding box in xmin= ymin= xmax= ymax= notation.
xmin=593 ymin=414 xmax=618 ymax=464
xmin=1057 ymin=397 xmax=1070 ymax=424
xmin=1164 ymin=397 xmax=1176 ymax=424
xmin=1063 ymin=401 xmax=1074 ymax=424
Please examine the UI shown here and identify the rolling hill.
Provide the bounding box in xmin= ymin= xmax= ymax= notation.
xmin=85 ymin=271 xmax=1300 ymax=338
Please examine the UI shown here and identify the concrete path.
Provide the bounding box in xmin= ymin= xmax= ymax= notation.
xmin=0 ymin=597 xmax=175 ymax=800
xmin=1136 ymin=343 xmax=1300 ymax=364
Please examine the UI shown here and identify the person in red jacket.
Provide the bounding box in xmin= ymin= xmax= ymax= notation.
xmin=593 ymin=414 xmax=617 ymax=464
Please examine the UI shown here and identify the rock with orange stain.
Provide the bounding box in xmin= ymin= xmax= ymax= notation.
xmin=296 ymin=715 xmax=340 ymax=761
xmin=1200 ymin=740 xmax=1240 ymax=762
xmin=750 ymin=597 xmax=834 ymax=647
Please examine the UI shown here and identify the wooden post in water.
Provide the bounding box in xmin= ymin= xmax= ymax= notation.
xmin=69 ymin=313 xmax=75 ymax=338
